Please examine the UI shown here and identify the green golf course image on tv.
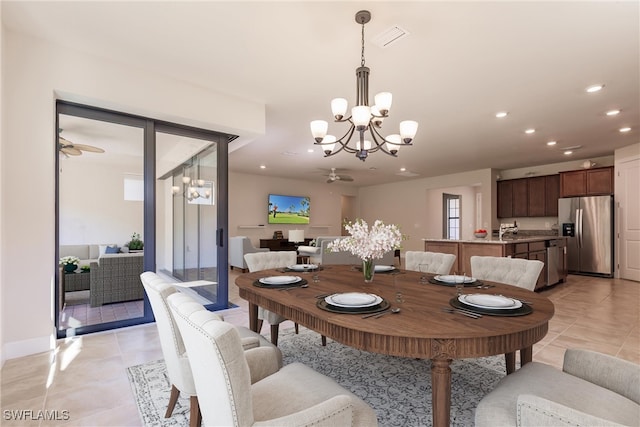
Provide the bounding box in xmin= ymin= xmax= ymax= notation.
xmin=267 ymin=194 xmax=310 ymax=224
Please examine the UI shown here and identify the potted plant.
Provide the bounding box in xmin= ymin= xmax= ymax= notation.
xmin=127 ymin=232 xmax=144 ymax=251
xmin=59 ymin=256 xmax=80 ymax=273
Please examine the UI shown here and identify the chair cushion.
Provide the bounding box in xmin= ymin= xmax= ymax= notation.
xmin=475 ymin=362 xmax=640 ymax=427
xmin=252 ymin=362 xmax=378 ymax=427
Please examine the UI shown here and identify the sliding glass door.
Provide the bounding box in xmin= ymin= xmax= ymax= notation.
xmin=56 ymin=102 xmax=231 ymax=337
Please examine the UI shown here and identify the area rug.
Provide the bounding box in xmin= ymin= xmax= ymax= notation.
xmin=127 ymin=328 xmax=506 ymax=426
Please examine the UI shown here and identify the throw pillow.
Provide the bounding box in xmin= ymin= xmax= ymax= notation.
xmin=105 ymin=246 xmax=119 ymax=254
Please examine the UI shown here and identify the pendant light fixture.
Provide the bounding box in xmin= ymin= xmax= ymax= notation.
xmin=310 ymin=10 xmax=418 ymax=161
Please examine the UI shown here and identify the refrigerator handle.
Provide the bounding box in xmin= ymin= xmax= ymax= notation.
xmin=577 ymin=208 xmax=583 ymax=248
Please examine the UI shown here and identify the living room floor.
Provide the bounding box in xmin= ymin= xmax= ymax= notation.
xmin=2 ymin=271 xmax=638 ymax=426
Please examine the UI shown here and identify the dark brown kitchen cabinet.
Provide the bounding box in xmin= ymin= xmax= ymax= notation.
xmin=528 ymin=176 xmax=546 ymax=217
xmin=545 ymin=174 xmax=560 ymax=216
xmin=560 ymin=166 xmax=613 ymax=197
xmin=497 ymin=174 xmax=560 ymax=218
xmin=512 ymin=179 xmax=529 ymax=217
xmin=497 ymin=180 xmax=514 ymax=218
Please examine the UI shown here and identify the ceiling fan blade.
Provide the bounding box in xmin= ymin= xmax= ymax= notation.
xmin=326 ymin=178 xmax=334 ymax=183
xmin=72 ymin=143 xmax=105 ymax=153
xmin=62 ymin=147 xmax=82 ymax=156
xmin=339 ymin=175 xmax=354 ymax=182
xmin=59 ymin=137 xmax=73 ymax=146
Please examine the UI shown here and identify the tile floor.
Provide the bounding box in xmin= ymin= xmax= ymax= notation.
xmin=1 ymin=271 xmax=638 ymax=426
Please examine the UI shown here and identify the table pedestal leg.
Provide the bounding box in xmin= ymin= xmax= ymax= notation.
xmin=520 ymin=346 xmax=533 ymax=366
xmin=431 ymin=358 xmax=452 ymax=427
xmin=505 ymin=351 xmax=516 ymax=374
xmin=248 ymin=302 xmax=258 ymax=332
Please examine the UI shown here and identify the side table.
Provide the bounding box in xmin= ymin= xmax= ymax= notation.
xmin=65 ymin=271 xmax=91 ymax=292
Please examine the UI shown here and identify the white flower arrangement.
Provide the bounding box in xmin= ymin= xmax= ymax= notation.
xmin=327 ymin=219 xmax=404 ymax=261
xmin=59 ymin=256 xmax=80 ymax=266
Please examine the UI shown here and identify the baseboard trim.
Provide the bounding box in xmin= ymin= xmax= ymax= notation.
xmin=3 ymin=335 xmax=52 ymax=361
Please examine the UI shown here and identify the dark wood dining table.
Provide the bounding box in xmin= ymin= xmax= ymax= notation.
xmin=235 ymin=265 xmax=554 ymax=427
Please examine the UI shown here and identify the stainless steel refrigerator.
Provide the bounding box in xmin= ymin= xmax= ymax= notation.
xmin=558 ymin=195 xmax=614 ymax=277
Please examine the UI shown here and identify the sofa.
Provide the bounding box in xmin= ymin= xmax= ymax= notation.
xmin=90 ymin=252 xmax=144 ymax=307
xmin=60 ymin=243 xmax=121 ymax=270
xmin=228 ymin=236 xmax=269 ymax=272
xmin=300 ymin=236 xmax=396 ymax=266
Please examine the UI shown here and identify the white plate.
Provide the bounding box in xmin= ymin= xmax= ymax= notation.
xmin=459 ymin=294 xmax=522 ymax=310
xmin=434 ymin=275 xmax=476 ymax=284
xmin=326 ymin=293 xmax=382 ymax=308
xmin=258 ymin=276 xmax=302 ymax=285
xmin=287 ymin=264 xmax=318 ymax=271
xmin=374 ymin=265 xmax=395 ymax=272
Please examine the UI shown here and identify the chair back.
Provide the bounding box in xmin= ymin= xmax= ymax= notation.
xmin=229 ymin=236 xmax=268 ymax=269
xmin=244 ymin=251 xmax=297 ymax=272
xmin=140 ymin=271 xmax=207 ymax=396
xmin=470 ymin=256 xmax=543 ymax=290
xmin=168 ymin=292 xmax=254 ymax=427
xmin=405 ymin=251 xmax=456 ymax=274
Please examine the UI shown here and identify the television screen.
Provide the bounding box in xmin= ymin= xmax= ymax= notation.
xmin=267 ymin=194 xmax=310 ymax=224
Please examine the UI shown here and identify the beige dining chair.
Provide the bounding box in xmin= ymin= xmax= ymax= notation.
xmin=244 ymin=251 xmax=327 ymax=346
xmin=470 ymin=255 xmax=543 ymax=291
xmin=469 ymin=255 xmax=544 ymax=373
xmin=140 ymin=271 xmax=283 ymax=427
xmin=167 ymin=291 xmax=379 ymax=427
xmin=405 ymin=251 xmax=456 ymax=274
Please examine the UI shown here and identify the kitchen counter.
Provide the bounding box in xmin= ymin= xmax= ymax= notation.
xmin=422 ymin=235 xmax=562 ymax=245
xmin=423 ymin=236 xmax=567 ymax=289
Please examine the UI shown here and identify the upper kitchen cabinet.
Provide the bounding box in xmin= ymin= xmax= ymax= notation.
xmin=497 ymin=174 xmax=560 ymax=218
xmin=560 ymin=166 xmax=614 ymax=197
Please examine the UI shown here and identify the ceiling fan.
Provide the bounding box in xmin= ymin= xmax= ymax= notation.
xmin=325 ymin=167 xmax=354 ymax=183
xmin=58 ymin=130 xmax=105 ymax=157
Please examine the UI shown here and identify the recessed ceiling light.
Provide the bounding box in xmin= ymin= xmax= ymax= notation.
xmin=586 ymin=84 xmax=604 ymax=93
xmin=400 ymin=167 xmax=406 ymax=172
xmin=547 ymin=141 xmax=557 ymax=146
xmin=307 ymin=149 xmax=314 ymax=153
xmin=259 ymin=165 xmax=266 ymax=169
xmin=564 ymin=150 xmax=573 ymax=155
xmin=606 ymin=109 xmax=620 ymax=116
xmin=495 ymin=111 xmax=508 ymax=118
xmin=525 ymin=128 xmax=535 ymax=134
xmin=619 ymin=127 xmax=631 ymax=133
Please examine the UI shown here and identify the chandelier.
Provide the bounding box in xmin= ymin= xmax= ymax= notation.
xmin=171 ymin=176 xmax=213 ymax=203
xmin=310 ymin=10 xmax=418 ymax=161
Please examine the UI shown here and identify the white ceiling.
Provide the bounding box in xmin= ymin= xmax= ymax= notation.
xmin=4 ymin=1 xmax=639 ymax=187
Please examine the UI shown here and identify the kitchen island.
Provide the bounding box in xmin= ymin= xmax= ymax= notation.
xmin=423 ymin=235 xmax=567 ymax=289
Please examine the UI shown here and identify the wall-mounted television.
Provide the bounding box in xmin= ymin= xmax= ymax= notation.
xmin=267 ymin=194 xmax=310 ymax=224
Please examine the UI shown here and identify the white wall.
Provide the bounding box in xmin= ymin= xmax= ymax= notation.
xmin=0 ymin=5 xmax=5 ymax=367
xmin=229 ymin=171 xmax=358 ymax=244
xmin=59 ymin=159 xmax=143 ymax=246
xmin=0 ymin=30 xmax=265 ymax=362
xmin=358 ymin=169 xmax=494 ymax=252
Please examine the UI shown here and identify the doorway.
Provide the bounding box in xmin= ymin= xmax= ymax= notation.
xmin=56 ymin=102 xmax=232 ymax=337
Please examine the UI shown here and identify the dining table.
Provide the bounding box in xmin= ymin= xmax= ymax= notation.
xmin=235 ymin=264 xmax=555 ymax=427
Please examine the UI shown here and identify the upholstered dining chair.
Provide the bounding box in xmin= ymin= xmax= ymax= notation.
xmin=167 ymin=291 xmax=379 ymax=427
xmin=475 ymin=349 xmax=640 ymax=426
xmin=140 ymin=271 xmax=283 ymax=427
xmin=404 ymin=251 xmax=456 ymax=274
xmin=470 ymin=255 xmax=544 ymax=291
xmin=243 ymin=251 xmax=327 ymax=346
xmin=469 ymin=255 xmax=544 ymax=374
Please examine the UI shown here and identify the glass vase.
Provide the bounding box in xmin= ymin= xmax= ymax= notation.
xmin=362 ymin=259 xmax=375 ymax=283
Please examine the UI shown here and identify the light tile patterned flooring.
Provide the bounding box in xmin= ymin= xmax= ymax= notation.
xmin=60 ymin=296 xmax=144 ymax=329
xmin=2 ymin=271 xmax=638 ymax=426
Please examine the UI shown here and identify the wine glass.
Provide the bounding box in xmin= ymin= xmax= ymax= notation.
xmin=454 ymin=271 xmax=466 ymax=296
xmin=418 ymin=264 xmax=430 ymax=284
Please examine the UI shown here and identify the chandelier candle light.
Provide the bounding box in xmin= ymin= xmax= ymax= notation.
xmin=171 ymin=176 xmax=212 ymax=202
xmin=328 ymin=219 xmax=404 ymax=282
xmin=310 ymin=10 xmax=418 ymax=161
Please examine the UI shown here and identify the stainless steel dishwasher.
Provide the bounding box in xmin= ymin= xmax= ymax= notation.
xmin=546 ymin=240 xmax=560 ymax=286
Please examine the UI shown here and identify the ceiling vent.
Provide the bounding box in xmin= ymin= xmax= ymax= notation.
xmin=372 ymin=25 xmax=410 ymax=48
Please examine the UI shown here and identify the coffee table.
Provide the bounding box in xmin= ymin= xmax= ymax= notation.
xmin=235 ymin=266 xmax=554 ymax=427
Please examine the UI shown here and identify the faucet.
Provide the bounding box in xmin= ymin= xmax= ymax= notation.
xmin=499 ymin=223 xmax=519 ymax=240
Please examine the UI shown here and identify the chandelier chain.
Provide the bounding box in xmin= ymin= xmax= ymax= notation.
xmin=360 ymin=19 xmax=366 ymax=67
